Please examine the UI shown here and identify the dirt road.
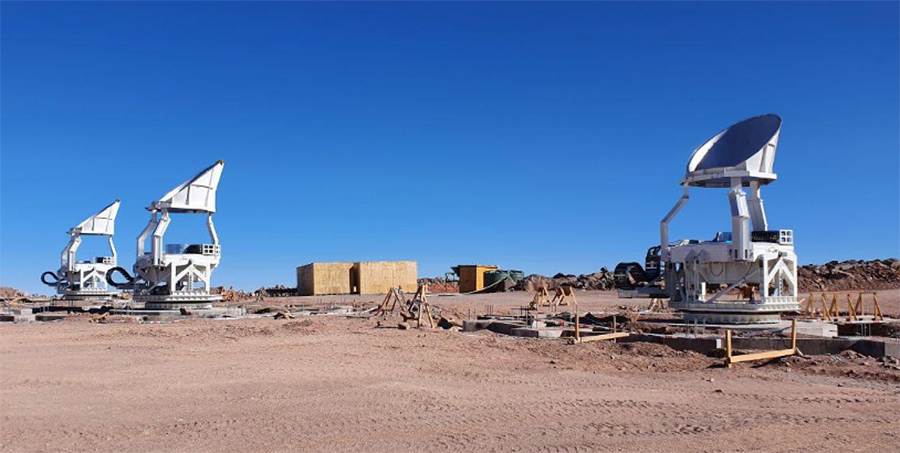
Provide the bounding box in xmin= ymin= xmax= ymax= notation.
xmin=1 ymin=292 xmax=899 ymax=452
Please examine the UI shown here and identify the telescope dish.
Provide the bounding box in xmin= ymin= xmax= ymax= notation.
xmin=682 ymin=114 xmax=781 ymax=187
xmin=151 ymin=160 xmax=224 ymax=213
xmin=73 ymin=200 xmax=120 ymax=236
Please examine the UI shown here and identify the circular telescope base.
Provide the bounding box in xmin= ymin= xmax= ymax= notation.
xmin=62 ymin=291 xmax=117 ymax=302
xmin=670 ymin=299 xmax=800 ymax=325
xmin=134 ymin=294 xmax=223 ymax=310
xmin=680 ymin=311 xmax=783 ymax=325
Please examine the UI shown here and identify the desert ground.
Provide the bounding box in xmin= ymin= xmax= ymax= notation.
xmin=1 ymin=290 xmax=899 ymax=453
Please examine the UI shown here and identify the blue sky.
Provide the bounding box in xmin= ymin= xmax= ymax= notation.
xmin=1 ymin=1 xmax=898 ymax=295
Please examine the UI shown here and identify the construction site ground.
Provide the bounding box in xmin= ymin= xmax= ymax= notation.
xmin=1 ymin=289 xmax=898 ymax=453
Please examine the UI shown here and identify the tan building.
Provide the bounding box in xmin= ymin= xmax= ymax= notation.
xmin=296 ymin=261 xmax=417 ymax=295
xmin=295 ymin=262 xmax=355 ymax=296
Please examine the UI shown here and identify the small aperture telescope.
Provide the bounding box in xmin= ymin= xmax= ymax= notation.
xmin=41 ymin=200 xmax=121 ymax=301
xmin=616 ymin=115 xmax=799 ymax=324
xmin=107 ymin=161 xmax=225 ymax=309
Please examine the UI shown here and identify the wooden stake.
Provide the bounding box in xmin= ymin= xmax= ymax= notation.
xmin=790 ymin=318 xmax=797 ymax=351
xmin=575 ymin=311 xmax=580 ymax=342
xmin=612 ymin=316 xmax=618 ymax=343
xmin=873 ymin=293 xmax=884 ymax=321
xmin=802 ymin=295 xmax=813 ymax=318
xmin=821 ymin=293 xmax=832 ymax=321
xmin=725 ymin=329 xmax=733 ymax=369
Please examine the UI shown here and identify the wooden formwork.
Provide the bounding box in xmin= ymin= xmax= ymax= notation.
xmin=296 ymin=262 xmax=355 ymax=296
xmin=725 ymin=319 xmax=797 ymax=368
xmin=801 ymin=292 xmax=884 ymax=322
xmin=354 ymin=261 xmax=418 ymax=295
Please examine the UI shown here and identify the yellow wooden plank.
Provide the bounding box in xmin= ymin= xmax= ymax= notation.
xmin=576 ymin=332 xmax=629 ymax=343
xmin=725 ymin=319 xmax=797 ymax=367
xmin=726 ymin=348 xmax=796 ymax=365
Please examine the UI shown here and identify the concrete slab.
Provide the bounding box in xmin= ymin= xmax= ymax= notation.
xmin=624 ymin=334 xmax=724 ymax=354
xmin=793 ymin=321 xmax=838 ymax=338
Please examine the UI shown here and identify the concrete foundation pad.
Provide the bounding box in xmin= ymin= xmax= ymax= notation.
xmin=462 ymin=320 xmax=495 ymax=332
xmin=464 ymin=317 xmax=899 ymax=359
xmin=672 ymin=319 xmax=839 ymax=337
xmin=625 ymin=333 xmax=899 ymax=358
xmin=510 ymin=327 xmax=564 ymax=339
xmin=732 ymin=336 xmax=899 ymax=358
xmin=793 ymin=320 xmax=838 ymax=338
xmin=35 ymin=313 xmax=70 ymax=322
xmin=0 ymin=313 xmax=35 ymax=323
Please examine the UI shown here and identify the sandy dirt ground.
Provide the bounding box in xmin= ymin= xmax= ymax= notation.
xmin=2 ymin=290 xmax=899 ymax=453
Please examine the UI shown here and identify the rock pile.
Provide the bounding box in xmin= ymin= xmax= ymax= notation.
xmin=514 ymin=268 xmax=615 ymax=292
xmin=417 ymin=277 xmax=459 ymax=293
xmin=419 ymin=268 xmax=616 ymax=293
xmin=261 ymin=285 xmax=298 ymax=298
xmin=212 ymin=286 xmax=255 ymax=302
xmin=0 ymin=287 xmax=27 ymax=300
xmin=799 ymin=259 xmax=899 ymax=292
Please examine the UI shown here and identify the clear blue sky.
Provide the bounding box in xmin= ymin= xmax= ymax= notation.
xmin=1 ymin=1 xmax=898 ymax=295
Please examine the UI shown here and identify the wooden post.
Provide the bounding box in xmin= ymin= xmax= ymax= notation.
xmin=726 ymin=329 xmax=733 ymax=369
xmin=575 ymin=311 xmax=580 ymax=342
xmin=612 ymin=315 xmax=618 ymax=343
xmin=425 ymin=304 xmax=435 ymax=328
xmin=790 ymin=318 xmax=797 ymax=352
